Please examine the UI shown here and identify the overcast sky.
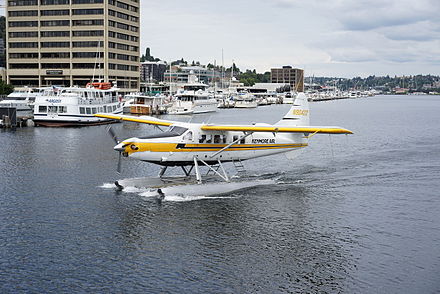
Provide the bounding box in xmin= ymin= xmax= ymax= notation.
xmin=140 ymin=0 xmax=440 ymax=77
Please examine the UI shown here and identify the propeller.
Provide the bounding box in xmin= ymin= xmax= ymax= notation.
xmin=106 ymin=125 xmax=123 ymax=174
xmin=107 ymin=125 xmax=119 ymax=144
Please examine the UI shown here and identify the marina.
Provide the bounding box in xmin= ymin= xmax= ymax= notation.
xmin=1 ymin=95 xmax=439 ymax=293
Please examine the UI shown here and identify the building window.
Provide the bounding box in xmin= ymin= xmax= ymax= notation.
xmin=9 ymin=21 xmax=38 ymax=27
xmin=72 ymin=30 xmax=103 ymax=37
xmin=41 ymin=20 xmax=70 ymax=26
xmin=40 ymin=0 xmax=69 ymax=5
xmin=40 ymin=9 xmax=69 ymax=16
xmin=40 ymin=31 xmax=70 ymax=37
xmin=8 ymin=10 xmax=38 ymax=17
xmin=41 ymin=63 xmax=70 ymax=69
xmin=41 ymin=52 xmax=70 ymax=58
xmin=72 ymin=9 xmax=104 ymax=15
xmin=116 ymin=64 xmax=129 ymax=71
xmin=130 ymin=66 xmax=138 ymax=71
xmin=72 ymin=52 xmax=103 ymax=58
xmin=9 ymin=31 xmax=38 ymax=38
xmin=9 ymin=53 xmax=39 ymax=59
xmin=9 ymin=63 xmax=39 ymax=69
xmin=41 ymin=42 xmax=70 ymax=48
xmin=116 ymin=54 xmax=129 ymax=60
xmin=73 ymin=19 xmax=104 ymax=26
xmin=72 ymin=41 xmax=103 ymax=47
xmin=72 ymin=63 xmax=104 ymax=69
xmin=72 ymin=0 xmax=102 ymax=3
xmin=9 ymin=42 xmax=38 ymax=48
xmin=8 ymin=0 xmax=37 ymax=5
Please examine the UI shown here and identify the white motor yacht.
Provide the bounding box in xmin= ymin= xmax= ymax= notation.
xmin=167 ymin=73 xmax=217 ymax=115
xmin=233 ymin=91 xmax=258 ymax=108
xmin=0 ymin=87 xmax=39 ymax=119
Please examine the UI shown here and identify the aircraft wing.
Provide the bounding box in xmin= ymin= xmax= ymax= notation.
xmin=94 ymin=113 xmax=173 ymax=127
xmin=200 ymin=124 xmax=353 ymax=134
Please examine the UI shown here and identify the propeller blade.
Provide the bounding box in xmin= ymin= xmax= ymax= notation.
xmin=117 ymin=152 xmax=122 ymax=174
xmin=107 ymin=125 xmax=119 ymax=144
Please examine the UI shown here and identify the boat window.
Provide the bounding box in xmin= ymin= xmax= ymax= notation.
xmin=92 ymin=107 xmax=97 ymax=114
xmin=240 ymin=137 xmax=246 ymax=144
xmin=113 ymin=105 xmax=116 ymax=111
xmin=233 ymin=135 xmax=239 ymax=142
xmin=58 ymin=106 xmax=67 ymax=113
xmin=206 ymin=135 xmax=212 ymax=143
xmin=222 ymin=135 xmax=227 ymax=144
xmin=39 ymin=106 xmax=47 ymax=113
xmin=214 ymin=135 xmax=221 ymax=144
xmin=99 ymin=107 xmax=103 ymax=112
xmin=86 ymin=108 xmax=91 ymax=115
xmin=48 ymin=106 xmax=57 ymax=113
xmin=79 ymin=107 xmax=85 ymax=114
xmin=199 ymin=134 xmax=206 ymax=143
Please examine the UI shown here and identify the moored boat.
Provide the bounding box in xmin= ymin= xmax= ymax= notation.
xmin=33 ymin=82 xmax=122 ymax=127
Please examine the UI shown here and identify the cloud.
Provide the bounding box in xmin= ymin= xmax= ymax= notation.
xmin=141 ymin=0 xmax=440 ymax=77
xmin=272 ymin=0 xmax=440 ymax=31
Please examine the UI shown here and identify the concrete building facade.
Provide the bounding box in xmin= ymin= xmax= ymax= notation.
xmin=6 ymin=0 xmax=140 ymax=92
xmin=270 ymin=66 xmax=304 ymax=92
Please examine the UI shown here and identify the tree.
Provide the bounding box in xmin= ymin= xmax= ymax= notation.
xmin=0 ymin=80 xmax=14 ymax=95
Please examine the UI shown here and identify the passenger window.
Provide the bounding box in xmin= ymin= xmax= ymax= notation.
xmin=92 ymin=107 xmax=97 ymax=114
xmin=79 ymin=107 xmax=85 ymax=114
xmin=233 ymin=135 xmax=239 ymax=142
xmin=199 ymin=134 xmax=206 ymax=143
xmin=240 ymin=137 xmax=246 ymax=144
xmin=214 ymin=135 xmax=221 ymax=144
xmin=86 ymin=108 xmax=91 ymax=115
xmin=39 ymin=106 xmax=47 ymax=113
xmin=222 ymin=135 xmax=227 ymax=143
xmin=206 ymin=135 xmax=212 ymax=143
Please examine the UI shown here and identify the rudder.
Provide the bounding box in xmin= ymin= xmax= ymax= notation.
xmin=276 ymin=93 xmax=310 ymax=126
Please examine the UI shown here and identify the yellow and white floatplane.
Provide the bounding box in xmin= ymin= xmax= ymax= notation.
xmin=95 ymin=93 xmax=352 ymax=197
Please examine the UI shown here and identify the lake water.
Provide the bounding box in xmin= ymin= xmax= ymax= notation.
xmin=1 ymin=95 xmax=439 ymax=293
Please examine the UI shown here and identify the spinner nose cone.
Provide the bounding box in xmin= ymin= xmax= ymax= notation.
xmin=114 ymin=142 xmax=126 ymax=152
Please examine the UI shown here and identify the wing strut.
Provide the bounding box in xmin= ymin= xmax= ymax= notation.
xmin=210 ymin=132 xmax=253 ymax=158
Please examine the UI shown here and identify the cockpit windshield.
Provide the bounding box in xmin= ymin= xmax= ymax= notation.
xmin=139 ymin=126 xmax=188 ymax=139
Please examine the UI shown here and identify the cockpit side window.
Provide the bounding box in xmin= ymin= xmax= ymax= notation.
xmin=184 ymin=131 xmax=193 ymax=141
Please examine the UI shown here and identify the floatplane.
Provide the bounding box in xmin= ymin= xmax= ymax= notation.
xmin=95 ymin=93 xmax=352 ymax=194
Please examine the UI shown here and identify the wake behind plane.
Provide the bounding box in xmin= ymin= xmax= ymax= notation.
xmin=95 ymin=93 xmax=352 ymax=186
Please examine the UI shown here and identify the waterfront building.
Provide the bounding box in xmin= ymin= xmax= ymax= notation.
xmin=270 ymin=66 xmax=304 ymax=92
xmin=140 ymin=60 xmax=167 ymax=83
xmin=164 ymin=65 xmax=221 ymax=85
xmin=6 ymin=0 xmax=140 ymax=92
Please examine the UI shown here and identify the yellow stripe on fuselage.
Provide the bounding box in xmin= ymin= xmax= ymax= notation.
xmin=123 ymin=142 xmax=308 ymax=154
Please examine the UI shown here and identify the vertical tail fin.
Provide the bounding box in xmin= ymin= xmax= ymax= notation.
xmin=276 ymin=93 xmax=310 ymax=126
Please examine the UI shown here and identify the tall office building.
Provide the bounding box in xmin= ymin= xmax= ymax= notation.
xmin=271 ymin=66 xmax=304 ymax=92
xmin=6 ymin=0 xmax=140 ymax=92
